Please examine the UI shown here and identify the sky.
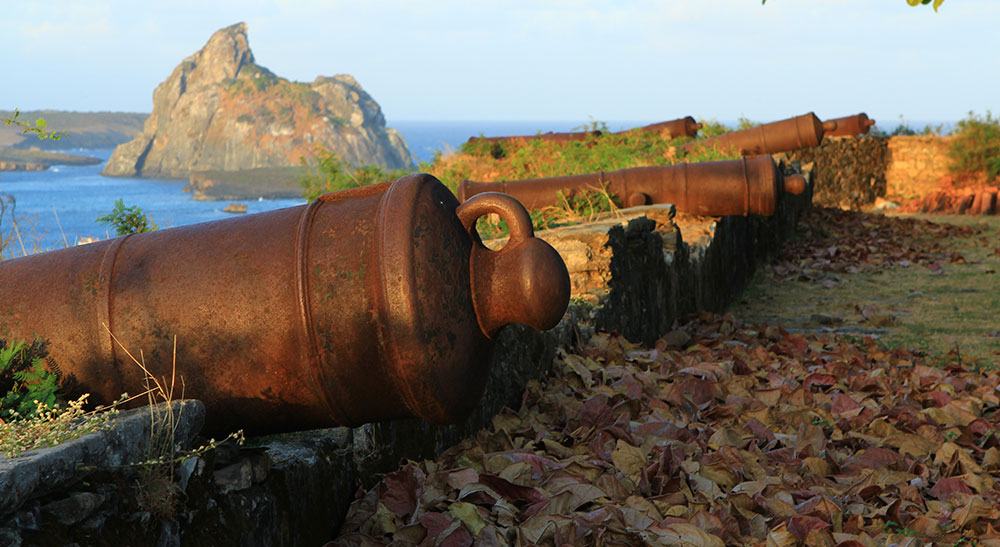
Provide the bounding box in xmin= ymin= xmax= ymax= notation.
xmin=1 ymin=0 xmax=996 ymax=124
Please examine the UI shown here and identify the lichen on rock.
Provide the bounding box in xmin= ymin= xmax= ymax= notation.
xmin=103 ymin=22 xmax=412 ymax=179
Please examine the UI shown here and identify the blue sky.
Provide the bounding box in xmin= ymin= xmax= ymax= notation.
xmin=1 ymin=1 xmax=996 ymax=124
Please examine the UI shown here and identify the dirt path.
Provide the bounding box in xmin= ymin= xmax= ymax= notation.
xmin=735 ymin=209 xmax=1000 ymax=367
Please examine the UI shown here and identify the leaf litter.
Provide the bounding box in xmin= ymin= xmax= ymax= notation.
xmin=771 ymin=207 xmax=980 ymax=286
xmin=329 ymin=313 xmax=1000 ymax=546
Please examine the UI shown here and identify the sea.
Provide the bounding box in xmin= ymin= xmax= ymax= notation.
xmin=0 ymin=118 xmax=950 ymax=255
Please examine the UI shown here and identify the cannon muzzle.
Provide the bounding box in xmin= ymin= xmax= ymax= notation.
xmin=822 ymin=113 xmax=876 ymax=137
xmin=683 ymin=112 xmax=832 ymax=156
xmin=628 ymin=116 xmax=702 ymax=139
xmin=0 ymin=174 xmax=570 ymax=434
xmin=457 ymin=156 xmax=803 ymax=217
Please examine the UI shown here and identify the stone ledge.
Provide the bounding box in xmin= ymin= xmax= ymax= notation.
xmin=0 ymin=400 xmax=204 ymax=517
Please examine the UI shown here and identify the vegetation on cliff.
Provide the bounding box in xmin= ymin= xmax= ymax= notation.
xmin=103 ymin=23 xmax=412 ymax=179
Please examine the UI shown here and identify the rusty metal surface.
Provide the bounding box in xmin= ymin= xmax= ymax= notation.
xmin=457 ymin=156 xmax=804 ymax=217
xmin=465 ymin=116 xmax=701 ymax=147
xmin=0 ymin=174 xmax=570 ymax=435
xmin=684 ymin=112 xmax=833 ymax=156
xmin=823 ymin=113 xmax=876 ymax=137
xmin=631 ymin=116 xmax=702 ymax=138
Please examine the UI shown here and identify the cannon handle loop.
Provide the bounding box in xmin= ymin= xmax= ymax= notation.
xmin=457 ymin=192 xmax=570 ymax=338
xmin=457 ymin=192 xmax=534 ymax=248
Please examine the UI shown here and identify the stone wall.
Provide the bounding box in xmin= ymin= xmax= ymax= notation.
xmin=1 ymin=175 xmax=811 ymax=546
xmin=782 ymin=136 xmax=888 ymax=209
xmin=785 ymin=134 xmax=954 ymax=210
xmin=885 ymin=135 xmax=954 ymax=201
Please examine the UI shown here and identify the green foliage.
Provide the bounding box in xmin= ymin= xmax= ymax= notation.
xmin=1 ymin=394 xmax=116 ymax=458
xmin=439 ymin=125 xmax=738 ymax=191
xmin=736 ymin=116 xmax=758 ymax=130
xmin=460 ymin=135 xmax=508 ymax=159
xmin=299 ymin=148 xmax=412 ymax=202
xmin=764 ymin=0 xmax=943 ymax=8
xmin=96 ymin=199 xmax=158 ymax=236
xmin=906 ymin=0 xmax=944 ymax=11
xmin=694 ymin=119 xmax=732 ymax=139
xmin=0 ymin=338 xmax=60 ymax=419
xmin=227 ymin=65 xmax=324 ymax=117
xmin=571 ymin=119 xmax=609 ymax=134
xmin=1 ymin=108 xmax=64 ymax=141
xmin=948 ymin=111 xmax=1000 ymax=181
xmin=475 ymin=187 xmax=623 ymax=240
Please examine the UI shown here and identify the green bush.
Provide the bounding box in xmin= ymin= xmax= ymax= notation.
xmin=948 ymin=111 xmax=1000 ymax=181
xmin=1 ymin=338 xmax=61 ymax=419
xmin=96 ymin=199 xmax=158 ymax=236
xmin=299 ymin=148 xmax=411 ymax=202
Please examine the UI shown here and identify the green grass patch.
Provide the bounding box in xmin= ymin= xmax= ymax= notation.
xmin=734 ymin=213 xmax=1000 ymax=365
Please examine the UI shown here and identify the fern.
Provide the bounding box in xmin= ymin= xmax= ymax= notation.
xmin=0 ymin=338 xmax=61 ymax=419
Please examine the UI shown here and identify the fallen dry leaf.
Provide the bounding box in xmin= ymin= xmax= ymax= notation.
xmin=329 ymin=314 xmax=1000 ymax=546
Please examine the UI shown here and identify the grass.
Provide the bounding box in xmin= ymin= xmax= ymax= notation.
xmin=734 ymin=212 xmax=1000 ymax=365
xmin=433 ymin=125 xmax=739 ymax=193
xmin=102 ymin=327 xmax=244 ymax=518
xmin=0 ymin=395 xmax=120 ymax=458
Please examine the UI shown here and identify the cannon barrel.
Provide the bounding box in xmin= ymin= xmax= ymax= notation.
xmin=629 ymin=116 xmax=703 ymax=138
xmin=683 ymin=112 xmax=835 ymax=156
xmin=457 ymin=156 xmax=806 ymax=217
xmin=0 ymin=174 xmax=570 ymax=435
xmin=465 ymin=116 xmax=702 ymax=147
xmin=822 ymin=113 xmax=876 ymax=137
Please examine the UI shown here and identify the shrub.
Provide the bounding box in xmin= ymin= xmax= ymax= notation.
xmin=299 ymin=148 xmax=411 ymax=201
xmin=96 ymin=199 xmax=158 ymax=236
xmin=948 ymin=111 xmax=1000 ymax=181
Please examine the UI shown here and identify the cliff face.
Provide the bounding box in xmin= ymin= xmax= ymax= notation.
xmin=103 ymin=23 xmax=412 ymax=178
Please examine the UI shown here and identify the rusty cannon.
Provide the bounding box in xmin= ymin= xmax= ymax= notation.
xmin=822 ymin=113 xmax=876 ymax=137
xmin=457 ymin=156 xmax=807 ymax=217
xmin=465 ymin=116 xmax=703 ymax=147
xmin=683 ymin=112 xmax=837 ymax=156
xmin=0 ymin=174 xmax=571 ymax=435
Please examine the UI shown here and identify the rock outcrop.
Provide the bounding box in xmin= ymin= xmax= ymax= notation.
xmin=103 ymin=23 xmax=412 ymax=179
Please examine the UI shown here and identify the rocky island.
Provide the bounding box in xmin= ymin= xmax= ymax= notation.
xmin=103 ymin=22 xmax=412 ymax=199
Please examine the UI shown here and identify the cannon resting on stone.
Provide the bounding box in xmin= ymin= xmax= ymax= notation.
xmin=457 ymin=156 xmax=806 ymax=218
xmin=465 ymin=116 xmax=703 ymax=148
xmin=683 ymin=112 xmax=837 ymax=156
xmin=0 ymin=174 xmax=571 ymax=435
xmin=822 ymin=113 xmax=876 ymax=137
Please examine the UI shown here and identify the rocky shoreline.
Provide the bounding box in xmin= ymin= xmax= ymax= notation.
xmin=0 ymin=148 xmax=101 ymax=172
xmin=182 ymin=167 xmax=306 ymax=201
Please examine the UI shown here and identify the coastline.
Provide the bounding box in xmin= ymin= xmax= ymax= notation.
xmin=0 ymin=148 xmax=102 ymax=172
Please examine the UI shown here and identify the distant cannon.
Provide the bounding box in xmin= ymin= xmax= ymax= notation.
xmin=823 ymin=113 xmax=876 ymax=137
xmin=457 ymin=156 xmax=806 ymax=218
xmin=0 ymin=174 xmax=571 ymax=435
xmin=465 ymin=116 xmax=703 ymax=148
xmin=683 ymin=112 xmax=836 ymax=156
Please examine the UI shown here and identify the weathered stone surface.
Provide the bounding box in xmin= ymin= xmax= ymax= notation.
xmin=103 ymin=23 xmax=412 ymax=180
xmin=885 ymin=135 xmax=954 ymax=201
xmin=783 ymin=136 xmax=888 ymax=210
xmin=40 ymin=492 xmax=106 ymax=526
